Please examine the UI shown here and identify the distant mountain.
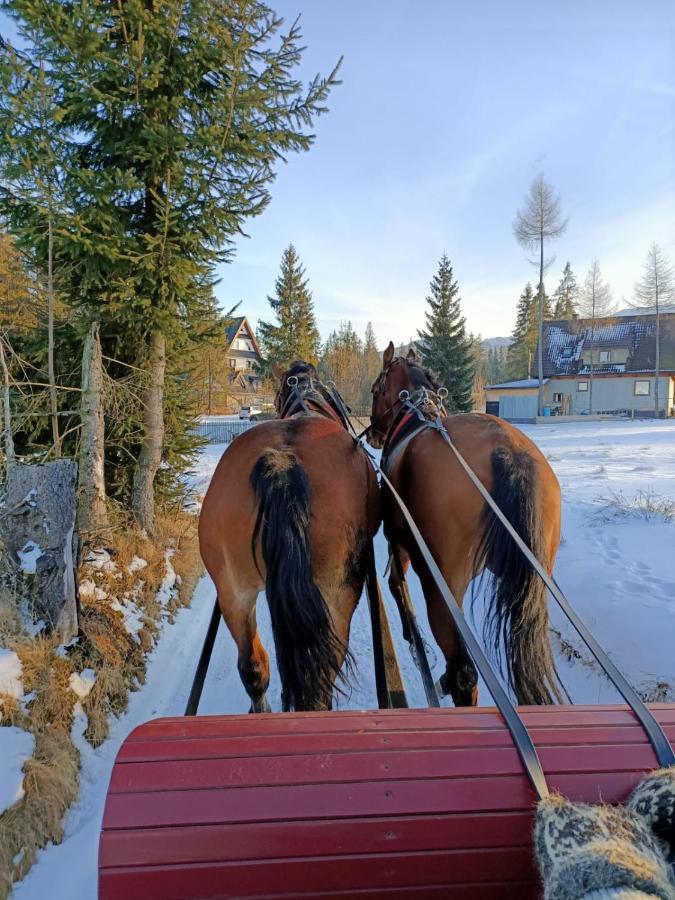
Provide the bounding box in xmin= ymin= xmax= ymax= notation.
xmin=482 ymin=336 xmax=512 ymax=349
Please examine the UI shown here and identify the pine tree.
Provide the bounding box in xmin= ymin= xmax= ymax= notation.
xmin=416 ymin=253 xmax=473 ymax=412
xmin=552 ymin=262 xmax=579 ymax=319
xmin=258 ymin=244 xmax=321 ymax=374
xmin=0 ymin=4 xmax=339 ymax=532
xmin=506 ymin=283 xmax=539 ymax=379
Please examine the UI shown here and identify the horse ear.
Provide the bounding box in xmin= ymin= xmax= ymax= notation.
xmin=272 ymin=364 xmax=285 ymax=381
xmin=383 ymin=341 xmax=395 ymax=369
xmin=406 ymin=347 xmax=418 ymax=363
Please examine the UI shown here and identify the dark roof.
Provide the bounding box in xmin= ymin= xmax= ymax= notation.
xmin=225 ymin=316 xmax=246 ymax=345
xmin=540 ymin=313 xmax=675 ymax=377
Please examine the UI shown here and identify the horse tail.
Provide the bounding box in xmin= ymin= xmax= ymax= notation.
xmin=250 ymin=447 xmax=347 ymax=711
xmin=474 ymin=446 xmax=563 ymax=705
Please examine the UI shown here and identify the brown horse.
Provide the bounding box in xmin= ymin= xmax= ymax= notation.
xmin=199 ymin=362 xmax=380 ymax=712
xmin=370 ymin=343 xmax=563 ymax=707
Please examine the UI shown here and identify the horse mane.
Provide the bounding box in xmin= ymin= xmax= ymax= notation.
xmin=405 ymin=358 xmax=443 ymax=392
xmin=285 ymin=360 xmax=317 ymax=380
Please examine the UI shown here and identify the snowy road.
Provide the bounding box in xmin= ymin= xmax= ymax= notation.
xmin=12 ymin=418 xmax=675 ymax=899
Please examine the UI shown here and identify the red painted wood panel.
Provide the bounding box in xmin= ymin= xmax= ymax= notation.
xmin=124 ymin=705 xmax=675 ymax=742
xmin=99 ymin=845 xmax=536 ymax=898
xmin=99 ymin=704 xmax=675 ymax=899
xmin=116 ymin=723 xmax=675 ymax=764
xmin=109 ymin=742 xmax=657 ymax=794
xmin=99 ymin=811 xmax=532 ymax=867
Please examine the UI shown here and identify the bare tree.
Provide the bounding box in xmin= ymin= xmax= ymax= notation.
xmin=577 ymin=260 xmax=615 ymax=414
xmin=633 ymin=243 xmax=674 ymax=416
xmin=513 ymin=173 xmax=568 ymax=415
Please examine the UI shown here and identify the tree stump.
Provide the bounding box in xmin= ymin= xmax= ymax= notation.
xmin=2 ymin=459 xmax=79 ymax=642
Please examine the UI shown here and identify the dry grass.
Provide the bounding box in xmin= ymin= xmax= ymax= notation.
xmin=0 ymin=509 xmax=204 ymax=898
xmin=592 ymin=488 xmax=675 ymax=524
xmin=0 ymin=638 xmax=79 ymax=900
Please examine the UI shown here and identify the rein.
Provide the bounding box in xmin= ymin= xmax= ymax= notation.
xmin=371 ymin=383 xmax=674 ymax=775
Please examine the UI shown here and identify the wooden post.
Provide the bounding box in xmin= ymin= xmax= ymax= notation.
xmin=77 ymin=322 xmax=109 ymax=534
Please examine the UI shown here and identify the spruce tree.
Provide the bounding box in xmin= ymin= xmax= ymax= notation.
xmin=0 ymin=4 xmax=339 ymax=532
xmin=258 ymin=244 xmax=321 ymax=373
xmin=552 ymin=262 xmax=579 ymax=319
xmin=506 ymin=283 xmax=539 ymax=379
xmin=416 ymin=253 xmax=473 ymax=412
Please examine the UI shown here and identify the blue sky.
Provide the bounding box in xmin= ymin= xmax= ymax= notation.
xmin=2 ymin=1 xmax=674 ymax=345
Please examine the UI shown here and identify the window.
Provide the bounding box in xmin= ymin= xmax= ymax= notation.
xmin=634 ymin=380 xmax=650 ymax=396
xmin=228 ymin=358 xmax=236 ymax=368
xmin=553 ymin=393 xmax=563 ymax=402
xmin=599 ymin=350 xmax=611 ymax=363
xmin=561 ymin=348 xmax=573 ymax=359
xmin=577 ymin=381 xmax=588 ymax=392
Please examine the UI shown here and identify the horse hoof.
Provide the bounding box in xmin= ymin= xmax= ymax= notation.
xmin=249 ymin=697 xmax=271 ymax=714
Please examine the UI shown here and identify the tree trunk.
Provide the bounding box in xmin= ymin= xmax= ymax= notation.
xmin=77 ymin=322 xmax=108 ymax=534
xmin=537 ymin=236 xmax=545 ymax=416
xmin=132 ymin=329 xmax=166 ymax=534
xmin=654 ymin=281 xmax=660 ymax=417
xmin=47 ymin=208 xmax=61 ymax=456
xmin=589 ymin=295 xmax=595 ymax=415
xmin=0 ymin=335 xmax=16 ymax=471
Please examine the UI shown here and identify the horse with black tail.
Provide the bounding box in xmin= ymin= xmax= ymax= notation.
xmin=369 ymin=342 xmax=563 ymax=707
xmin=199 ymin=362 xmax=380 ymax=712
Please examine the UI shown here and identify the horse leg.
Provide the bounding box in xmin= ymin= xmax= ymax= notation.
xmin=387 ymin=544 xmax=413 ymax=644
xmin=420 ymin=570 xmax=478 ymax=707
xmin=217 ymin=585 xmax=271 ymax=713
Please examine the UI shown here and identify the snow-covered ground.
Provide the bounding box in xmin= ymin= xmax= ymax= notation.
xmin=10 ymin=418 xmax=675 ymax=899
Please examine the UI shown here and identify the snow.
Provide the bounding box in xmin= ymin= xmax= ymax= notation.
xmin=10 ymin=418 xmax=675 ymax=899
xmin=0 ymin=726 xmax=35 ymax=815
xmin=77 ymin=579 xmax=106 ymax=602
xmin=0 ymin=649 xmax=23 ymax=700
xmin=82 ymin=549 xmax=117 ymax=574
xmin=127 ymin=556 xmax=148 ymax=574
xmin=16 ymin=542 xmax=44 ymax=575
xmin=109 ymin=599 xmax=144 ymax=643
xmin=155 ymin=550 xmax=177 ymax=606
xmin=68 ymin=670 xmax=96 ymax=700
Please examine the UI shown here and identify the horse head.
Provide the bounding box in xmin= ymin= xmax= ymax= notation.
xmin=369 ymin=342 xmax=440 ymax=448
xmin=273 ymin=360 xmax=318 ymax=415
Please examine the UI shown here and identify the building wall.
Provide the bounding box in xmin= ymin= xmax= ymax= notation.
xmin=545 ymin=376 xmax=673 ymax=415
xmin=499 ymin=395 xmax=538 ymax=420
xmin=485 ymin=387 xmax=539 ymax=402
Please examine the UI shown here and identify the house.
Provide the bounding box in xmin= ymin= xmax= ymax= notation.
xmin=486 ymin=310 xmax=675 ymax=421
xmin=225 ymin=316 xmax=263 ymax=392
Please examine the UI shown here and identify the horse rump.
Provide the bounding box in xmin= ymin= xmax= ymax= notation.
xmin=250 ymin=447 xmax=348 ymax=711
xmin=474 ymin=445 xmax=563 ymax=705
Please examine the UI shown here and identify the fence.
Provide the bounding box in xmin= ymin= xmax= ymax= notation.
xmin=195 ymin=417 xmax=259 ymax=444
xmin=197 ymin=415 xmax=374 ymax=445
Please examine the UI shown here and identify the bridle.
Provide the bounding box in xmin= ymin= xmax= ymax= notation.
xmin=371 ymin=358 xmax=447 ymax=449
xmin=277 ymin=370 xmax=352 ymax=430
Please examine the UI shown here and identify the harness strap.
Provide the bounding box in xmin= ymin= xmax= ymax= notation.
xmin=358 ymin=438 xmax=550 ymax=802
xmin=420 ymin=409 xmax=675 ymax=769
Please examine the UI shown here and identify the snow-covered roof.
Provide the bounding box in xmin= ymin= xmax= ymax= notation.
xmin=540 ymin=312 xmax=675 ymax=376
xmin=485 ymin=378 xmax=548 ymax=390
